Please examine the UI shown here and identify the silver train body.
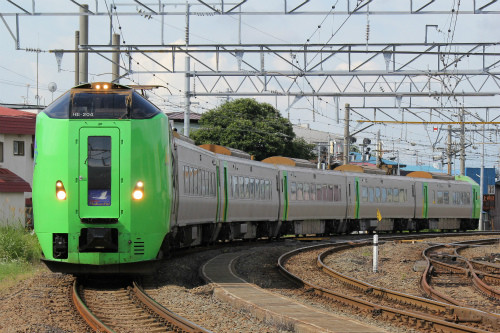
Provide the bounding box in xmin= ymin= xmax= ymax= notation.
xmin=165 ymin=138 xmax=480 ymax=248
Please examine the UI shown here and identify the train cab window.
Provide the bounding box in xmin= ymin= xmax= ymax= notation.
xmin=131 ymin=92 xmax=161 ymax=119
xmin=334 ymin=185 xmax=341 ymax=202
xmin=87 ymin=136 xmax=111 ymax=206
xmin=317 ymin=185 xmax=323 ymax=201
xmin=381 ymin=188 xmax=387 ymax=202
xmin=43 ymin=91 xmax=70 ymax=118
xmin=393 ymin=188 xmax=399 ymax=202
xmin=443 ymin=191 xmax=449 ymax=204
xmin=72 ymin=92 xmax=128 ymax=119
xmin=361 ymin=186 xmax=368 ymax=202
xmin=297 ymin=183 xmax=303 ymax=201
xmin=465 ymin=192 xmax=471 ymax=204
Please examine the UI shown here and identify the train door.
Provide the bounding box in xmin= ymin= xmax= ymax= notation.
xmin=78 ymin=128 xmax=121 ymax=219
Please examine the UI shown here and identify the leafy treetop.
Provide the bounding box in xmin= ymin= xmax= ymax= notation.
xmin=190 ymin=98 xmax=315 ymax=161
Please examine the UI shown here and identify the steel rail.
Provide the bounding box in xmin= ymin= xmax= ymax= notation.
xmin=71 ymin=280 xmax=115 ymax=333
xmin=453 ymin=244 xmax=500 ymax=301
xmin=421 ymin=239 xmax=500 ymax=308
xmin=131 ymin=281 xmax=211 ymax=333
xmin=278 ymin=238 xmax=500 ymax=332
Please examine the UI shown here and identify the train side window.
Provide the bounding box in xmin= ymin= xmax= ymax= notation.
xmin=322 ymin=184 xmax=328 ymax=201
xmin=198 ymin=169 xmax=203 ymax=196
xmin=327 ymin=185 xmax=333 ymax=201
xmin=393 ymin=188 xmax=399 ymax=202
xmin=381 ymin=188 xmax=387 ymax=202
xmin=387 ymin=188 xmax=392 ymax=202
xmin=443 ymin=191 xmax=449 ymax=205
xmin=466 ymin=192 xmax=471 ymax=204
xmin=250 ymin=178 xmax=255 ymax=199
xmin=316 ymin=184 xmax=322 ymax=201
xmin=189 ymin=167 xmax=194 ymax=195
xmin=375 ymin=187 xmax=381 ymax=203
xmin=232 ymin=176 xmax=238 ymax=198
xmin=265 ymin=180 xmax=270 ymax=200
xmin=211 ymin=172 xmax=216 ymax=196
xmin=310 ymin=184 xmax=316 ymax=201
xmin=201 ymin=171 xmax=206 ymax=196
xmin=239 ymin=176 xmax=244 ymax=199
xmin=304 ymin=183 xmax=310 ymax=200
xmin=297 ymin=183 xmax=303 ymax=201
xmin=255 ymin=179 xmax=260 ymax=200
xmin=361 ymin=186 xmax=368 ymax=202
xmin=400 ymin=189 xmax=406 ymax=202
xmin=368 ymin=187 xmax=374 ymax=203
xmin=290 ymin=182 xmax=296 ymax=200
xmin=184 ymin=166 xmax=189 ymax=194
xmin=261 ymin=180 xmax=265 ymax=200
xmin=333 ymin=185 xmax=342 ymax=201
xmin=437 ymin=191 xmax=443 ymax=204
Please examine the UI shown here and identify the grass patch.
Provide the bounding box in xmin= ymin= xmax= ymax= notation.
xmin=0 ymin=224 xmax=43 ymax=288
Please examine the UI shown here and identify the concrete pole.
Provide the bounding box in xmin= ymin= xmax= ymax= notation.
xmin=343 ymin=103 xmax=350 ymax=165
xmin=479 ymin=123 xmax=485 ymax=231
xmin=112 ymin=34 xmax=120 ymax=83
xmin=74 ymin=31 xmax=80 ymax=86
xmin=376 ymin=129 xmax=381 ymax=168
xmin=460 ymin=107 xmax=465 ymax=176
xmin=447 ymin=125 xmax=452 ymax=175
xmin=183 ymin=2 xmax=191 ymax=137
xmin=79 ymin=5 xmax=89 ymax=83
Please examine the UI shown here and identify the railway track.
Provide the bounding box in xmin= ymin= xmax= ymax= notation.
xmin=421 ymin=238 xmax=500 ymax=310
xmin=278 ymin=237 xmax=500 ymax=333
xmin=72 ymin=278 xmax=211 ymax=333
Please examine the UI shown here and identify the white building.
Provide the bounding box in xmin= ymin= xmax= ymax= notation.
xmin=0 ymin=107 xmax=36 ymax=226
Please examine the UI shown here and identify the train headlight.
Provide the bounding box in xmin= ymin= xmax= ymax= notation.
xmin=56 ymin=181 xmax=67 ymax=200
xmin=132 ymin=181 xmax=144 ymax=200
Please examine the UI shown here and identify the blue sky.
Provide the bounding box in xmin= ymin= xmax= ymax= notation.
xmin=0 ymin=0 xmax=499 ymax=170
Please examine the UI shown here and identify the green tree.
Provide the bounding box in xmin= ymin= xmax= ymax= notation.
xmin=190 ymin=98 xmax=315 ymax=161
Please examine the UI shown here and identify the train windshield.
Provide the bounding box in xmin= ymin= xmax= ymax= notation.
xmin=71 ymin=93 xmax=128 ymax=119
xmin=43 ymin=90 xmax=161 ymax=119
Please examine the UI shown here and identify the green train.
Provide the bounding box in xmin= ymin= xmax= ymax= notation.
xmin=33 ymin=82 xmax=479 ymax=274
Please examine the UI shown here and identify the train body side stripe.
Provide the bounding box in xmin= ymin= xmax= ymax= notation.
xmin=216 ymin=165 xmax=220 ymax=222
xmin=283 ymin=171 xmax=289 ymax=221
xmin=355 ymin=177 xmax=360 ymax=219
xmin=223 ymin=161 xmax=228 ymax=222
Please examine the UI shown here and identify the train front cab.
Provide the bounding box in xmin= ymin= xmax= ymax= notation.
xmin=34 ymin=83 xmax=172 ymax=274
